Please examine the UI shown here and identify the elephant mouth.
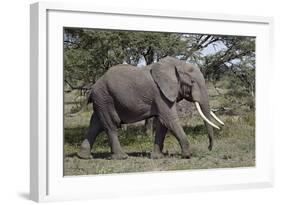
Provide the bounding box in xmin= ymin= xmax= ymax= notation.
xmin=180 ymin=84 xmax=193 ymax=101
xmin=194 ymin=102 xmax=224 ymax=130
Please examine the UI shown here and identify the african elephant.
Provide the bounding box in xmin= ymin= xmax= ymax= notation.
xmin=77 ymin=56 xmax=224 ymax=160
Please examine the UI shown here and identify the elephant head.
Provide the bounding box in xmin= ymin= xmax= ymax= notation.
xmin=151 ymin=56 xmax=224 ymax=150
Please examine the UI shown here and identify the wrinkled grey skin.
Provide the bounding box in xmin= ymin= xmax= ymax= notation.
xmin=77 ymin=56 xmax=214 ymax=160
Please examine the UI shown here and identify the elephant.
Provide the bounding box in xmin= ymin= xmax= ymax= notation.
xmin=77 ymin=56 xmax=224 ymax=160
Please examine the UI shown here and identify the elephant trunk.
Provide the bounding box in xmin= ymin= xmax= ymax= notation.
xmin=194 ymin=100 xmax=215 ymax=151
xmin=201 ymin=102 xmax=214 ymax=151
xmin=191 ymin=81 xmax=223 ymax=150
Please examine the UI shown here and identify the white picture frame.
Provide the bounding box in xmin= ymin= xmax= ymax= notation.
xmin=30 ymin=1 xmax=274 ymax=202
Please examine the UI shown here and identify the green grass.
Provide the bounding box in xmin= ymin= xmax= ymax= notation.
xmin=63 ymin=112 xmax=255 ymax=176
xmin=63 ymin=81 xmax=255 ymax=176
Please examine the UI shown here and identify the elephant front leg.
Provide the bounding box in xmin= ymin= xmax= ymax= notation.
xmin=165 ymin=119 xmax=191 ymax=158
xmin=107 ymin=130 xmax=128 ymax=160
xmin=151 ymin=120 xmax=167 ymax=159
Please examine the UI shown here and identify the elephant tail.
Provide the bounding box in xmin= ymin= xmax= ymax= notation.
xmin=87 ymin=90 xmax=93 ymax=104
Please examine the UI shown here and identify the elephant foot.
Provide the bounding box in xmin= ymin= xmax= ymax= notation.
xmin=77 ymin=140 xmax=93 ymax=159
xmin=151 ymin=151 xmax=164 ymax=159
xmin=77 ymin=149 xmax=93 ymax=159
xmin=111 ymin=152 xmax=128 ymax=160
xmin=181 ymin=151 xmax=191 ymax=159
xmin=208 ymin=142 xmax=213 ymax=151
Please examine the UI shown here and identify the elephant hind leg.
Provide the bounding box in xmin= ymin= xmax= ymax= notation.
xmin=94 ymin=104 xmax=127 ymax=159
xmin=77 ymin=112 xmax=103 ymax=159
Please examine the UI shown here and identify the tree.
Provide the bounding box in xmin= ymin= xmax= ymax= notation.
xmin=64 ymin=28 xmax=255 ymax=114
xmin=202 ymin=36 xmax=255 ymax=97
xmin=64 ymin=29 xmax=188 ymax=86
xmin=64 ymin=28 xmax=130 ymax=88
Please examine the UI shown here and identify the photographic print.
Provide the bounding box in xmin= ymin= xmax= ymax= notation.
xmin=63 ymin=28 xmax=255 ymax=176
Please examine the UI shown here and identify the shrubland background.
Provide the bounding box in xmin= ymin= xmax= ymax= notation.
xmin=63 ymin=29 xmax=255 ymax=175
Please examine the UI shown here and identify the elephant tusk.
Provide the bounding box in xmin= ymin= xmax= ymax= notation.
xmin=210 ymin=111 xmax=225 ymax=126
xmin=195 ymin=102 xmax=220 ymax=130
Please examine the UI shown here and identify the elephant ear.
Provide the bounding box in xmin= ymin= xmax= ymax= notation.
xmin=151 ymin=63 xmax=180 ymax=102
